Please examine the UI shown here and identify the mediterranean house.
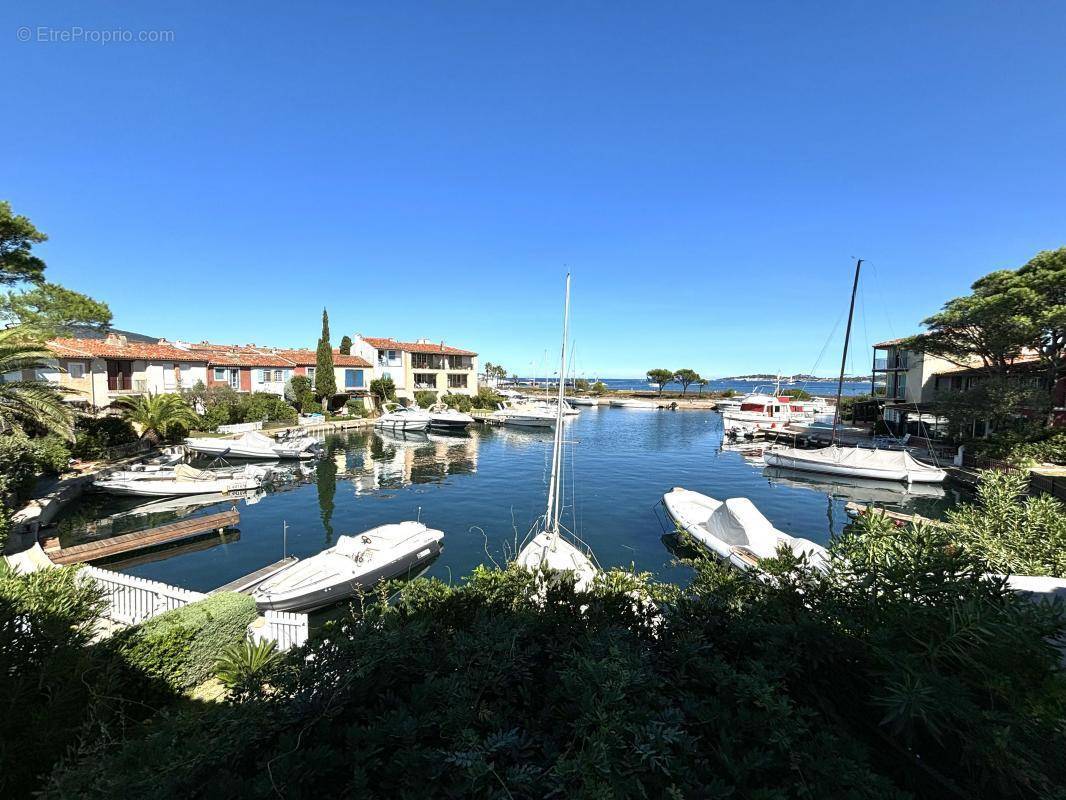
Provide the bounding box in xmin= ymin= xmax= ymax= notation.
xmin=348 ymin=335 xmax=479 ymax=401
xmin=272 ymin=349 xmax=373 ymax=400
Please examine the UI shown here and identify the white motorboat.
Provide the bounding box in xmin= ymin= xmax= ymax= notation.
xmin=721 ymin=393 xmax=814 ymax=436
xmin=763 ymin=445 xmax=947 ymax=484
xmin=93 ymin=464 xmax=267 ymax=496
xmin=374 ymin=405 xmax=431 ymax=431
xmin=608 ymin=398 xmax=657 ymax=409
xmin=492 ymin=401 xmax=556 ymax=428
xmin=715 ymin=397 xmax=743 ymax=413
xmin=662 ymin=487 xmax=828 ymax=571
xmin=567 ymin=396 xmax=600 ymax=407
xmin=428 ymin=406 xmax=474 ymax=431
xmin=185 ymin=431 xmax=319 ymax=460
xmin=252 ymin=520 xmax=445 ymax=611
xmin=516 ymin=274 xmax=599 ymax=591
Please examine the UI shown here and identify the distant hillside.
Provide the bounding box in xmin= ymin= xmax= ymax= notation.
xmin=722 ymin=373 xmax=873 ymax=383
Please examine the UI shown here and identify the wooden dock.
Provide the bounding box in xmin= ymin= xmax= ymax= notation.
xmin=211 ymin=556 xmax=297 ymax=595
xmin=844 ymin=502 xmax=948 ymax=528
xmin=48 ymin=509 xmax=240 ymax=565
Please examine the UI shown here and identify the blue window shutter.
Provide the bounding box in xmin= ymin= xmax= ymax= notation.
xmin=356 ymin=370 xmax=364 ymax=387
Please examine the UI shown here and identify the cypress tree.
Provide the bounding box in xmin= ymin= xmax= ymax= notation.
xmin=315 ymin=307 xmax=337 ymax=403
xmin=339 ymin=335 xmax=352 ymax=355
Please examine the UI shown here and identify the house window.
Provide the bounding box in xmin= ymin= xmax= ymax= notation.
xmin=345 ymin=369 xmax=364 ymax=388
xmin=448 ymin=373 xmax=468 ymax=389
xmin=273 ymin=369 xmax=284 ymax=382
xmin=307 ymin=367 xmax=316 ymax=381
xmin=414 ymin=372 xmax=436 ymax=388
xmin=68 ymin=362 xmax=87 ymax=379
xmin=163 ymin=363 xmax=177 ymax=389
xmin=214 ymin=367 xmax=227 ymax=381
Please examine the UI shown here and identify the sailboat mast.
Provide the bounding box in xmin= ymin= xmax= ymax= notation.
xmin=832 ymin=259 xmax=863 ymax=443
xmin=545 ymin=274 xmax=571 ymax=534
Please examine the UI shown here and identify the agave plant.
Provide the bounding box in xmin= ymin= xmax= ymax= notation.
xmin=113 ymin=391 xmax=200 ymax=444
xmin=215 ymin=636 xmax=282 ymax=697
xmin=0 ymin=326 xmax=75 ymax=440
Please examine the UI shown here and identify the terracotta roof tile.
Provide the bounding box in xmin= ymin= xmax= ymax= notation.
xmin=361 ymin=336 xmax=476 ymax=356
xmin=275 ymin=349 xmax=372 ymax=368
xmin=48 ymin=337 xmax=208 ymax=362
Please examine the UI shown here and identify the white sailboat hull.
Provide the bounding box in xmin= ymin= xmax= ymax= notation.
xmin=763 ymin=445 xmax=947 ymax=484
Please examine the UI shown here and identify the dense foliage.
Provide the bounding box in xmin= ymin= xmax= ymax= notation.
xmin=315 ymin=308 xmax=337 ymax=402
xmin=413 ymin=389 xmax=438 ymax=408
xmin=370 ymin=376 xmax=397 ymax=403
xmin=114 ymin=392 xmax=200 ymax=444
xmin=976 ymin=426 xmax=1066 ymax=466
xmin=945 ymin=470 xmax=1066 ymax=576
xmin=0 ymin=563 xmax=169 ymax=798
xmin=42 ymin=524 xmax=1066 ymax=799
xmin=646 ymin=368 xmax=673 ymax=394
xmin=470 ymin=386 xmax=503 ymax=409
xmin=441 ymin=392 xmax=473 ymax=412
xmin=184 ymin=383 xmax=297 ymax=429
xmin=70 ymin=415 xmax=138 ymax=460
xmin=110 ymin=593 xmax=257 ymax=691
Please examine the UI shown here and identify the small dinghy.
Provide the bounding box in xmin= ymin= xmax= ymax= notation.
xmin=428 ymin=406 xmax=474 ymax=431
xmin=252 ymin=520 xmax=445 ymax=611
xmin=185 ymin=431 xmax=319 ymax=460
xmin=93 ymin=464 xmax=268 ymax=497
xmin=662 ymin=487 xmax=828 ymax=571
xmin=374 ymin=405 xmax=432 ymax=431
xmin=763 ymin=445 xmax=947 ymax=484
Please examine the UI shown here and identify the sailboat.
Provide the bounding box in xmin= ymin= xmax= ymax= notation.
xmin=515 ymin=274 xmax=599 ymax=591
xmin=763 ymin=260 xmax=947 ymax=484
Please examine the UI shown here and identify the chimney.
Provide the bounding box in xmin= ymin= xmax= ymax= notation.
xmin=105 ymin=332 xmax=128 ymax=347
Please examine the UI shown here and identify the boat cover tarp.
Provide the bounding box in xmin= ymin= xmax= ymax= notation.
xmin=769 ymin=446 xmax=944 ymax=477
xmin=707 ymin=499 xmax=778 ymax=549
xmin=174 ymin=464 xmax=213 ymax=481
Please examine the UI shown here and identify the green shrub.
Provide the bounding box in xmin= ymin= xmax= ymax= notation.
xmin=442 ymin=392 xmax=473 ymax=412
xmin=979 ymin=427 xmax=1066 ymax=466
xmin=370 ymin=377 xmax=396 ymax=403
xmin=590 ymin=380 xmax=608 ymax=395
xmin=113 ymin=592 xmax=257 ymax=690
xmin=30 ymin=434 xmax=72 ymax=474
xmin=235 ymin=393 xmax=298 ymax=425
xmin=413 ymin=390 xmax=437 ymax=408
xmin=71 ymin=415 xmax=138 ymax=460
xmin=471 ymin=387 xmax=502 ymax=409
xmin=344 ymin=397 xmax=368 ymax=417
xmin=215 ymin=638 xmax=282 ymax=699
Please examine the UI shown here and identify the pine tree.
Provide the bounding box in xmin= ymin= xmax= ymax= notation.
xmin=339 ymin=335 xmax=352 ymax=355
xmin=315 ymin=307 xmax=337 ymax=404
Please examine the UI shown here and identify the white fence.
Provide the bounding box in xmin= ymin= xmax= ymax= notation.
xmin=218 ymin=420 xmax=264 ymax=434
xmin=82 ymin=566 xmax=206 ymax=625
xmin=250 ymin=610 xmax=309 ymax=651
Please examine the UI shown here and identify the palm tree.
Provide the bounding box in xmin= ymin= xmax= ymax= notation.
xmin=113 ymin=392 xmax=200 ymax=445
xmin=0 ymin=327 xmax=75 ymax=440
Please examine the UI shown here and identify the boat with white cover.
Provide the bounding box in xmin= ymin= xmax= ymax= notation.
xmin=609 ymin=397 xmax=657 ymax=409
xmin=662 ymin=487 xmax=828 ymax=571
xmin=185 ymin=431 xmax=320 ymax=459
xmin=252 ymin=520 xmax=445 ymax=611
xmin=721 ymin=392 xmax=815 ymax=436
xmin=516 ymin=274 xmax=599 ymax=591
xmin=427 ymin=406 xmax=474 ymax=431
xmin=93 ymin=464 xmax=268 ymax=496
xmin=763 ymin=445 xmax=947 ymax=483
xmin=567 ymin=396 xmax=600 ymax=406
xmin=492 ymin=401 xmax=556 ymax=428
xmin=374 ymin=405 xmax=431 ymax=431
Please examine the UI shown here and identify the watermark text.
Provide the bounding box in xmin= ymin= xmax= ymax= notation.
xmin=16 ymin=26 xmax=175 ymax=44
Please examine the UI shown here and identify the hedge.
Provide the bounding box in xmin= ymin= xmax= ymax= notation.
xmin=112 ymin=592 xmax=257 ymax=690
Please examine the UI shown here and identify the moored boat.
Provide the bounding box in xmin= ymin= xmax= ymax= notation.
xmin=374 ymin=405 xmax=431 ymax=431
xmin=93 ymin=464 xmax=268 ymax=496
xmin=721 ymin=393 xmax=814 ymax=436
xmin=252 ymin=520 xmax=444 ymax=611
xmin=185 ymin=431 xmax=320 ymax=460
xmin=609 ymin=397 xmax=657 ymax=409
xmin=428 ymin=406 xmax=474 ymax=431
xmin=492 ymin=400 xmax=556 ymax=428
xmin=662 ymin=487 xmax=828 ymax=571
xmin=567 ymin=396 xmax=600 ymax=406
xmin=763 ymin=444 xmax=947 ymax=483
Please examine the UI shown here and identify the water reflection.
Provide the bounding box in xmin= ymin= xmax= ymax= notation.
xmin=342 ymin=430 xmax=481 ymax=494
xmin=763 ymin=466 xmax=947 ymax=508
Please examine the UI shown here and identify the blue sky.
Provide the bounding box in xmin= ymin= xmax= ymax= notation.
xmin=3 ymin=1 xmax=1064 ymax=378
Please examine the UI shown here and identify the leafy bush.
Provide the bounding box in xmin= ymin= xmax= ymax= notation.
xmin=978 ymin=427 xmax=1066 ymax=466
xmin=946 ymin=470 xmax=1066 ymax=576
xmin=370 ymin=377 xmax=396 ymax=403
xmin=0 ymin=563 xmax=168 ymax=798
xmin=235 ymin=393 xmax=297 ymax=425
xmin=111 ymin=592 xmax=257 ymax=690
xmin=442 ymin=392 xmax=473 ymax=412
xmin=0 ymin=431 xmax=71 ymax=506
xmin=30 ymin=434 xmax=72 ymax=474
xmin=470 ymin=387 xmax=503 ymax=409
xmin=344 ymin=397 xmax=368 ymax=417
xmin=413 ymin=390 xmax=437 ymax=408
xmin=71 ymin=415 xmax=137 ymax=460
xmin=215 ymin=638 xmax=282 ymax=699
xmin=44 ymin=540 xmax=1066 ymax=799
xmin=782 ymin=387 xmax=812 ymax=399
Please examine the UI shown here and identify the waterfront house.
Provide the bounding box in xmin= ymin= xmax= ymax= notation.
xmin=273 ymin=349 xmax=373 ymax=404
xmin=43 ymin=332 xmax=208 ymax=408
xmin=180 ymin=343 xmax=296 ymax=396
xmin=349 ymin=335 xmax=479 ymax=401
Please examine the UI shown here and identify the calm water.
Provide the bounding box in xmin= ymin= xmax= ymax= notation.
xmin=57 ymin=408 xmax=963 ymax=593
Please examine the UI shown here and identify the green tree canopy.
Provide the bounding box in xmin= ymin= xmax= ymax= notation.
xmin=673 ymin=368 xmax=700 ymax=396
xmin=1 ymin=282 xmax=112 ymax=334
xmin=113 ymin=392 xmax=200 ymax=445
xmin=0 ymin=327 xmax=76 ymax=440
xmin=1016 ymin=248 xmax=1066 ymax=416
xmin=646 ymin=368 xmax=674 ymax=396
xmin=315 ymin=308 xmax=337 ymax=402
xmin=338 ymin=335 xmax=352 ymax=355
xmin=0 ymin=200 xmax=47 ymax=285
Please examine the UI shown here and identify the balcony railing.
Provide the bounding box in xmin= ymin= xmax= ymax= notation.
xmin=873 ymin=358 xmax=888 ymax=371
xmin=108 ymin=377 xmax=147 ymax=393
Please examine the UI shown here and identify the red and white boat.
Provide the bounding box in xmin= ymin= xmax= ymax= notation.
xmin=721 ymin=392 xmax=818 ymax=437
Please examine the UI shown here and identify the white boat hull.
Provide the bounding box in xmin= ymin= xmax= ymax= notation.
xmin=763 ymin=445 xmax=947 ymax=484
xmin=609 ymin=399 xmax=657 ymax=409
xmin=93 ymin=476 xmax=262 ymax=496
